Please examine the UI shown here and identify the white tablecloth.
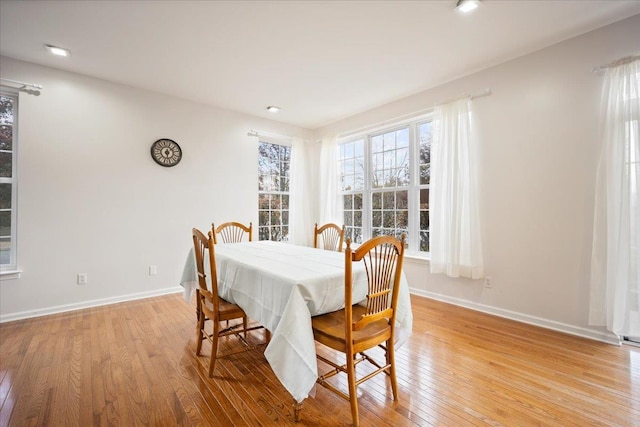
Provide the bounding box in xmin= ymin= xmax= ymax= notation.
xmin=180 ymin=241 xmax=413 ymax=403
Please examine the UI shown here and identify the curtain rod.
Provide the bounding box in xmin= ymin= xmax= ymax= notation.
xmin=0 ymin=77 xmax=43 ymax=96
xmin=337 ymin=88 xmax=492 ymax=140
xmin=0 ymin=78 xmax=43 ymax=89
xmin=247 ymin=129 xmax=293 ymax=141
xmin=592 ymin=55 xmax=640 ymax=73
xmin=441 ymin=87 xmax=492 ymax=106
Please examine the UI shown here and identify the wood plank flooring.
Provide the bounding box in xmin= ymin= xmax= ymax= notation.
xmin=1 ymin=293 xmax=638 ymax=426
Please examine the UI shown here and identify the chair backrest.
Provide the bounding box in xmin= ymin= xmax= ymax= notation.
xmin=344 ymin=234 xmax=406 ymax=333
xmin=192 ymin=228 xmax=220 ymax=313
xmin=212 ymin=222 xmax=252 ymax=244
xmin=314 ymin=223 xmax=345 ymax=252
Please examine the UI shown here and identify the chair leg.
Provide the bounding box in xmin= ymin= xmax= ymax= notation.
xmin=293 ymin=399 xmax=303 ymax=422
xmin=208 ymin=321 xmax=220 ymax=377
xmin=346 ymin=352 xmax=359 ymax=427
xmin=195 ymin=311 xmax=204 ymax=356
xmin=388 ymin=338 xmax=398 ymax=401
xmin=243 ymin=315 xmax=248 ymax=339
xmin=195 ymin=289 xmax=201 ymax=322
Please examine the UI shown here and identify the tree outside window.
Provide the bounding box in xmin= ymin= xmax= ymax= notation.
xmin=258 ymin=141 xmax=290 ymax=241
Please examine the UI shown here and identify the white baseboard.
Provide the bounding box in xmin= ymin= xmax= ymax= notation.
xmin=0 ymin=287 xmax=184 ymax=323
xmin=1 ymin=286 xmax=622 ymax=346
xmin=410 ymin=288 xmax=621 ymax=346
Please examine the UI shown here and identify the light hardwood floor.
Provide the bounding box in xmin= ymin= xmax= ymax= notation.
xmin=1 ymin=293 xmax=638 ymax=426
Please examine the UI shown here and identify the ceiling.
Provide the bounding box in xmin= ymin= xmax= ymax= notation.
xmin=1 ymin=1 xmax=639 ymax=129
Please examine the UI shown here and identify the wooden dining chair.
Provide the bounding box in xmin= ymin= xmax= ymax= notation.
xmin=192 ymin=228 xmax=266 ymax=377
xmin=311 ymin=234 xmax=406 ymax=427
xmin=212 ymin=221 xmax=252 ymax=244
xmin=313 ymin=223 xmax=345 ymax=252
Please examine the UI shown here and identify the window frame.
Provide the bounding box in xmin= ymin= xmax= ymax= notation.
xmin=338 ymin=114 xmax=433 ymax=257
xmin=0 ymin=87 xmax=18 ymax=274
xmin=257 ymin=139 xmax=291 ymax=242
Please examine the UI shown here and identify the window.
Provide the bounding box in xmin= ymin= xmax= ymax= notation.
xmin=338 ymin=117 xmax=432 ymax=254
xmin=371 ymin=129 xmax=409 ymax=242
xmin=418 ymin=122 xmax=432 ymax=252
xmin=0 ymin=89 xmax=17 ymax=271
xmin=340 ymin=139 xmax=364 ymax=244
xmin=589 ymin=59 xmax=639 ymax=339
xmin=258 ymin=141 xmax=290 ymax=241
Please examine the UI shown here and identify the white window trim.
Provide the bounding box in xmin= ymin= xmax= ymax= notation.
xmin=0 ymin=270 xmax=21 ymax=280
xmin=0 ymin=87 xmax=18 ymax=273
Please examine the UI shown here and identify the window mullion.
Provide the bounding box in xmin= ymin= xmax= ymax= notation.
xmin=363 ymin=135 xmax=372 ymax=242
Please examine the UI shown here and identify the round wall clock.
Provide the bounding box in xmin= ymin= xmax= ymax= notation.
xmin=151 ymin=138 xmax=182 ymax=167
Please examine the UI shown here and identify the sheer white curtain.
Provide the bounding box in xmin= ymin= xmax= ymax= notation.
xmin=429 ymin=98 xmax=484 ymax=279
xmin=319 ymin=136 xmax=343 ymax=225
xmin=590 ymin=57 xmax=640 ymax=338
xmin=289 ymin=138 xmax=313 ymax=246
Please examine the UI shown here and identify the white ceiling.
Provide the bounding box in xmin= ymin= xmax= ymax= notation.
xmin=1 ymin=1 xmax=639 ymax=129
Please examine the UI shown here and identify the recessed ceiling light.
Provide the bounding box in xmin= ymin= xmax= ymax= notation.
xmin=456 ymin=0 xmax=480 ymax=13
xmin=266 ymin=106 xmax=280 ymax=113
xmin=45 ymin=44 xmax=70 ymax=57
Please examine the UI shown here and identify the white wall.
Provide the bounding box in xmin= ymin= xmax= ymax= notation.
xmin=313 ymin=14 xmax=640 ymax=343
xmin=0 ymin=57 xmax=311 ymax=320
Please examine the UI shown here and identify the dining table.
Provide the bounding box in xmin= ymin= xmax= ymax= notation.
xmin=179 ymin=240 xmax=413 ymax=404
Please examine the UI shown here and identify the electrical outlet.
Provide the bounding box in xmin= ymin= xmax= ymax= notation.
xmin=484 ymin=276 xmax=492 ymax=288
xmin=149 ymin=265 xmax=157 ymax=276
xmin=77 ymin=273 xmax=87 ymax=285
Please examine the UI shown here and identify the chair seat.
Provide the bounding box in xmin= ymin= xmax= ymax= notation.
xmin=218 ymin=297 xmax=246 ymax=319
xmin=312 ymin=305 xmax=391 ymax=354
xmin=202 ymin=296 xmax=246 ymax=322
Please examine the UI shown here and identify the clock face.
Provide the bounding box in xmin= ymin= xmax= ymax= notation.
xmin=151 ymin=138 xmax=182 ymax=167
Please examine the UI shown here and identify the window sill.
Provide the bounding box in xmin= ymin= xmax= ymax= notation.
xmin=346 ymin=245 xmax=429 ymax=263
xmin=404 ymin=253 xmax=430 ymax=263
xmin=0 ymin=270 xmax=22 ymax=280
